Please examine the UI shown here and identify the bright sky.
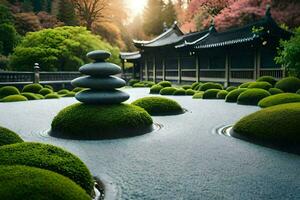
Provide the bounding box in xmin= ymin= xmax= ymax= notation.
xmin=127 ymin=0 xmax=148 ymax=17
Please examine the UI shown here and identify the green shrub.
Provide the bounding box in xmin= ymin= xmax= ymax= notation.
xmin=173 ymin=88 xmax=186 ymax=95
xmin=258 ymin=93 xmax=300 ymax=108
xmin=275 ymin=77 xmax=300 ymax=93
xmin=128 ymin=79 xmax=139 ymax=86
xmin=44 ymin=85 xmax=53 ymax=90
xmin=248 ymin=81 xmax=272 ymax=90
xmin=226 ymin=86 xmax=237 ymax=92
xmin=225 ymin=88 xmax=247 ymax=103
xmin=181 ymin=85 xmax=192 ymax=90
xmin=158 ymin=81 xmax=172 ymax=87
xmin=297 ymin=89 xmax=300 ymax=94
xmin=185 ymin=89 xmax=196 ymax=95
xmin=64 ymin=92 xmax=76 ymax=97
xmin=0 ymin=126 xmax=23 ymax=147
xmin=72 ymin=87 xmax=85 ymax=93
xmin=57 ymin=89 xmax=70 ymax=95
xmin=51 ymin=103 xmax=153 ymax=139
xmin=39 ymin=88 xmax=53 ymax=96
xmin=217 ymin=90 xmax=229 ymax=99
xmin=233 ymin=103 xmax=300 ymax=144
xmin=0 ymin=165 xmax=90 ymax=200
xmin=22 ymin=84 xmax=43 ymax=93
xmin=0 ymin=142 xmax=94 ymax=195
xmin=0 ymin=86 xmax=20 ymax=98
xmin=191 ymin=82 xmax=201 ymax=90
xmin=267 ymin=88 xmax=283 ymax=95
xmin=237 ymin=89 xmax=271 ymax=105
xmin=239 ymin=82 xmax=253 ymax=88
xmin=143 ymin=81 xmax=155 ymax=87
xmin=21 ymin=92 xmax=40 ymax=100
xmin=1 ymin=95 xmax=28 ymax=102
xmin=132 ymin=97 xmax=183 ymax=116
xmin=150 ymin=84 xmax=163 ymax=94
xmin=192 ymin=91 xmax=204 ymax=99
xmin=202 ymin=89 xmax=221 ymax=99
xmin=35 ymin=94 xmax=45 ymax=99
xmin=199 ymin=82 xmax=223 ymax=91
xmin=45 ymin=93 xmax=60 ymax=99
xmin=257 ymin=76 xmax=277 ymax=86
xmin=160 ymin=87 xmax=177 ymax=95
xmin=133 ymin=83 xmax=144 ymax=87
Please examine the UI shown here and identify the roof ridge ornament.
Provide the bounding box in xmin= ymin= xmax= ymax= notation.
xmin=209 ymin=18 xmax=217 ymax=33
xmin=265 ymin=4 xmax=271 ymax=18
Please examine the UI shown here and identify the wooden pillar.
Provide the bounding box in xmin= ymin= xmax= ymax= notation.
xmin=178 ymin=56 xmax=182 ymax=84
xmin=162 ymin=58 xmax=166 ymax=81
xmin=224 ymin=53 xmax=230 ymax=88
xmin=195 ymin=54 xmax=199 ymax=82
xmin=153 ymin=56 xmax=156 ymax=82
xmin=145 ymin=57 xmax=148 ymax=81
xmin=254 ymin=49 xmax=261 ymax=80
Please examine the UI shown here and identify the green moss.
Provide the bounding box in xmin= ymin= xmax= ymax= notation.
xmin=150 ymin=84 xmax=163 ymax=94
xmin=72 ymin=87 xmax=86 ymax=93
xmin=258 ymin=93 xmax=300 ymax=108
xmin=57 ymin=89 xmax=70 ymax=95
xmin=0 ymin=86 xmax=20 ymax=98
xmin=199 ymin=82 xmax=223 ymax=91
xmin=173 ymin=88 xmax=186 ymax=95
xmin=185 ymin=89 xmax=196 ymax=95
xmin=45 ymin=93 xmax=60 ymax=99
xmin=192 ymin=91 xmax=204 ymax=99
xmin=64 ymin=92 xmax=76 ymax=97
xmin=0 ymin=165 xmax=90 ymax=200
xmin=39 ymin=88 xmax=53 ymax=96
xmin=132 ymin=97 xmax=183 ymax=116
xmin=225 ymin=88 xmax=247 ymax=103
xmin=128 ymin=79 xmax=140 ymax=86
xmin=217 ymin=90 xmax=229 ymax=99
xmin=191 ymin=82 xmax=201 ymax=90
xmin=160 ymin=87 xmax=177 ymax=95
xmin=194 ymin=83 xmax=203 ymax=90
xmin=44 ymin=85 xmax=54 ymax=90
xmin=248 ymin=81 xmax=272 ymax=90
xmin=0 ymin=126 xmax=23 ymax=147
xmin=181 ymin=85 xmax=192 ymax=90
xmin=133 ymin=83 xmax=145 ymax=87
xmin=202 ymin=89 xmax=221 ymax=99
xmin=269 ymin=88 xmax=284 ymax=95
xmin=35 ymin=94 xmax=45 ymax=99
xmin=22 ymin=83 xmax=43 ymax=93
xmin=237 ymin=89 xmax=271 ymax=105
xmin=257 ymin=76 xmax=277 ymax=86
xmin=21 ymin=92 xmax=40 ymax=100
xmin=226 ymin=86 xmax=237 ymax=92
xmin=275 ymin=77 xmax=300 ymax=93
xmin=233 ymin=103 xmax=300 ymax=144
xmin=1 ymin=95 xmax=28 ymax=102
xmin=0 ymin=142 xmax=94 ymax=195
xmin=51 ymin=103 xmax=153 ymax=139
xmin=239 ymin=82 xmax=253 ymax=88
xmin=137 ymin=81 xmax=155 ymax=87
xmin=158 ymin=81 xmax=172 ymax=87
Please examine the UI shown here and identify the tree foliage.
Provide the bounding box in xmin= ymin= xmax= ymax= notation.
xmin=57 ymin=0 xmax=78 ymax=26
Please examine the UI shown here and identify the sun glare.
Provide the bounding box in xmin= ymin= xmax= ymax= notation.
xmin=128 ymin=0 xmax=148 ymax=17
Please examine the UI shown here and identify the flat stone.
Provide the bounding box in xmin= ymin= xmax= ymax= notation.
xmin=87 ymin=50 xmax=111 ymax=61
xmin=75 ymin=89 xmax=130 ymax=104
xmin=79 ymin=62 xmax=122 ymax=76
xmin=72 ymin=76 xmax=126 ymax=90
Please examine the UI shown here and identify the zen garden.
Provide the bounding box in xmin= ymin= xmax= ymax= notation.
xmin=0 ymin=0 xmax=300 ymax=200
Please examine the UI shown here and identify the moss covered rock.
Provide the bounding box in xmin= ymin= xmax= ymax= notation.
xmin=226 ymin=86 xmax=237 ymax=92
xmin=132 ymin=97 xmax=183 ymax=116
xmin=202 ymin=89 xmax=221 ymax=99
xmin=44 ymin=85 xmax=54 ymax=90
xmin=239 ymin=82 xmax=253 ymax=88
xmin=57 ymin=89 xmax=70 ymax=95
xmin=248 ymin=81 xmax=272 ymax=90
xmin=39 ymin=88 xmax=53 ymax=96
xmin=256 ymin=76 xmax=277 ymax=86
xmin=0 ymin=142 xmax=94 ymax=195
xmin=35 ymin=94 xmax=45 ymax=99
xmin=217 ymin=90 xmax=229 ymax=99
xmin=258 ymin=93 xmax=300 ymax=108
xmin=268 ymin=88 xmax=284 ymax=95
xmin=51 ymin=103 xmax=153 ymax=139
xmin=158 ymin=81 xmax=172 ymax=87
xmin=199 ymin=82 xmax=223 ymax=91
xmin=150 ymin=84 xmax=163 ymax=94
xmin=160 ymin=87 xmax=177 ymax=95
xmin=173 ymin=88 xmax=186 ymax=95
xmin=191 ymin=82 xmax=201 ymax=90
xmin=275 ymin=77 xmax=300 ymax=93
xmin=225 ymin=88 xmax=247 ymax=103
xmin=182 ymin=85 xmax=192 ymax=90
xmin=64 ymin=92 xmax=76 ymax=97
xmin=0 ymin=86 xmax=20 ymax=98
xmin=1 ymin=95 xmax=28 ymax=102
xmin=45 ymin=93 xmax=60 ymax=99
xmin=22 ymin=84 xmax=43 ymax=94
xmin=0 ymin=165 xmax=90 ymax=200
xmin=21 ymin=92 xmax=40 ymax=100
xmin=0 ymin=126 xmax=23 ymax=147
xmin=185 ymin=89 xmax=196 ymax=95
xmin=237 ymin=89 xmax=271 ymax=105
xmin=192 ymin=91 xmax=204 ymax=99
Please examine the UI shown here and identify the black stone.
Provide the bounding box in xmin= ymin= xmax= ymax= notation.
xmin=72 ymin=76 xmax=126 ymax=90
xmin=87 ymin=50 xmax=111 ymax=61
xmin=79 ymin=62 xmax=122 ymax=76
xmin=75 ymin=89 xmax=130 ymax=104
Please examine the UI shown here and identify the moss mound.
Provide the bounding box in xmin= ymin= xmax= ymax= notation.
xmin=217 ymin=90 xmax=229 ymax=99
xmin=128 ymin=79 xmax=139 ymax=86
xmin=0 ymin=86 xmax=20 ymax=98
xmin=0 ymin=165 xmax=90 ymax=200
xmin=258 ymin=93 xmax=300 ymax=108
xmin=199 ymin=82 xmax=223 ymax=91
xmin=275 ymin=77 xmax=300 ymax=93
xmin=194 ymin=83 xmax=203 ymax=90
xmin=45 ymin=93 xmax=60 ymax=99
xmin=39 ymin=88 xmax=53 ymax=96
xmin=0 ymin=142 xmax=94 ymax=195
xmin=21 ymin=92 xmax=40 ymax=100
xmin=202 ymin=89 xmax=221 ymax=99
xmin=51 ymin=103 xmax=153 ymax=139
xmin=58 ymin=89 xmax=70 ymax=95
xmin=133 ymin=81 xmax=155 ymax=88
xmin=192 ymin=91 xmax=204 ymax=99
xmin=233 ymin=103 xmax=300 ymax=145
xmin=226 ymin=86 xmax=237 ymax=92
xmin=248 ymin=81 xmax=272 ymax=90
xmin=158 ymin=81 xmax=172 ymax=87
xmin=22 ymin=84 xmax=43 ymax=93
xmin=35 ymin=94 xmax=45 ymax=99
xmin=173 ymin=88 xmax=186 ymax=95
xmin=150 ymin=84 xmax=163 ymax=94
xmin=182 ymin=85 xmax=192 ymax=90
xmin=268 ymin=88 xmax=284 ymax=95
xmin=160 ymin=87 xmax=177 ymax=95
xmin=64 ymin=92 xmax=76 ymax=97
xmin=1 ymin=95 xmax=28 ymax=102
xmin=0 ymin=126 xmax=23 ymax=147
xmin=225 ymin=88 xmax=247 ymax=103
xmin=256 ymin=76 xmax=277 ymax=86
xmin=191 ymin=82 xmax=201 ymax=90
xmin=185 ymin=89 xmax=196 ymax=95
xmin=44 ymin=84 xmax=53 ymax=90
xmin=237 ymin=89 xmax=271 ymax=105
xmin=239 ymin=82 xmax=253 ymax=88
xmin=132 ymin=97 xmax=183 ymax=116
xmin=72 ymin=87 xmax=86 ymax=93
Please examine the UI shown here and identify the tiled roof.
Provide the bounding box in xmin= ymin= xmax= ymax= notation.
xmin=120 ymin=52 xmax=141 ymax=60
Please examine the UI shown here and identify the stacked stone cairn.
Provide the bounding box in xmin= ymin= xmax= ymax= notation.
xmin=72 ymin=50 xmax=130 ymax=104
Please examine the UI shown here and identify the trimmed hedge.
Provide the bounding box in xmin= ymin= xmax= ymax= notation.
xmin=182 ymin=85 xmax=192 ymax=90
xmin=202 ymin=89 xmax=221 ymax=99
xmin=275 ymin=77 xmax=300 ymax=93
xmin=248 ymin=81 xmax=272 ymax=90
xmin=0 ymin=165 xmax=90 ymax=200
xmin=258 ymin=93 xmax=300 ymax=108
xmin=132 ymin=96 xmax=183 ymax=115
xmin=57 ymin=89 xmax=70 ymax=95
xmin=239 ymin=82 xmax=253 ymax=88
xmin=192 ymin=91 xmax=204 ymax=99
xmin=226 ymin=86 xmax=237 ymax=92
xmin=1 ymin=95 xmax=28 ymax=102
xmin=21 ymin=92 xmax=40 ymax=100
xmin=269 ymin=88 xmax=284 ymax=95
xmin=0 ymin=126 xmax=23 ymax=147
xmin=150 ymin=84 xmax=163 ymax=94
xmin=199 ymin=82 xmax=223 ymax=91
xmin=158 ymin=81 xmax=172 ymax=87
xmin=0 ymin=86 xmax=20 ymax=98
xmin=45 ymin=93 xmax=60 ymax=99
xmin=237 ymin=89 xmax=271 ymax=105
xmin=160 ymin=87 xmax=177 ymax=95
xmin=185 ymin=89 xmax=196 ymax=95
xmin=51 ymin=103 xmax=153 ymax=139
xmin=217 ymin=90 xmax=229 ymax=99
xmin=39 ymin=88 xmax=53 ymax=96
xmin=225 ymin=88 xmax=247 ymax=103
xmin=22 ymin=84 xmax=43 ymax=94
xmin=233 ymin=103 xmax=300 ymax=144
xmin=0 ymin=142 xmax=94 ymax=195
xmin=173 ymin=88 xmax=186 ymax=95
xmin=256 ymin=76 xmax=277 ymax=86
